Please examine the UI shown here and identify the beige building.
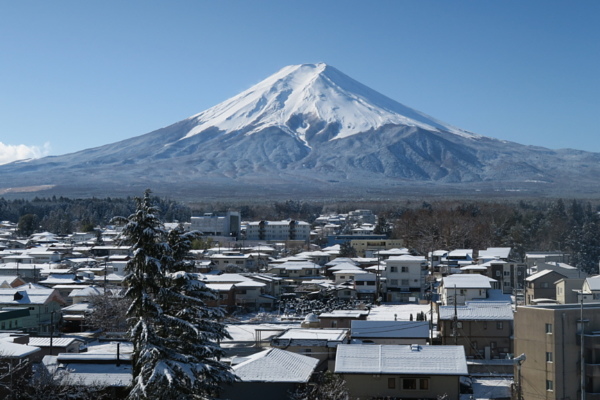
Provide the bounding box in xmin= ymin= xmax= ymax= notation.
xmin=514 ymin=303 xmax=600 ymax=399
xmin=334 ymin=344 xmax=467 ymax=400
xmin=350 ymin=239 xmax=404 ymax=257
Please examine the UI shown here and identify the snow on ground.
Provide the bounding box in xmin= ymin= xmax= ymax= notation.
xmin=367 ymin=303 xmax=436 ymax=322
xmin=464 ymin=377 xmax=513 ymax=399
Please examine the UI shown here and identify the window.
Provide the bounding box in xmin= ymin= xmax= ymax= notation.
xmin=546 ymin=380 xmax=554 ymax=391
xmin=402 ymin=378 xmax=417 ymax=390
xmin=496 ymin=271 xmax=501 ymax=277
xmin=388 ymin=378 xmax=396 ymax=389
xmin=340 ymin=276 xmax=345 ymax=280
xmin=546 ymin=323 xmax=553 ymax=334
xmin=401 ymin=279 xmax=409 ymax=286
xmin=483 ymin=322 xmax=488 ymax=330
xmin=503 ymin=271 xmax=510 ymax=276
xmin=419 ymin=378 xmax=429 ymax=390
xmin=490 ymin=341 xmax=496 ymax=349
xmin=546 ymin=352 xmax=553 ymax=362
xmin=496 ymin=322 xmax=504 ymax=330
xmin=541 ymin=282 xmax=549 ymax=288
xmin=401 ymin=266 xmax=409 ymax=273
xmin=390 ymin=267 xmax=398 ymax=273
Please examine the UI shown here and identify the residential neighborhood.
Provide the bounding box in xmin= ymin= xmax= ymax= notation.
xmin=0 ymin=209 xmax=598 ymax=400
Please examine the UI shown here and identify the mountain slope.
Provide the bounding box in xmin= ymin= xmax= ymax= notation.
xmin=1 ymin=63 xmax=599 ymax=199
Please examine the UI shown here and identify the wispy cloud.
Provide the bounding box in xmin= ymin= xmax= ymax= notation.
xmin=0 ymin=142 xmax=51 ymax=165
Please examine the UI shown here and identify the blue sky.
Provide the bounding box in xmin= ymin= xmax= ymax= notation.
xmin=1 ymin=0 xmax=598 ymax=163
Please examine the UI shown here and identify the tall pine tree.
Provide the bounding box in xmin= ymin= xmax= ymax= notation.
xmin=118 ymin=191 xmax=235 ymax=400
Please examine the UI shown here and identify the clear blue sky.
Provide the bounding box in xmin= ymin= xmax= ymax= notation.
xmin=1 ymin=0 xmax=598 ymax=163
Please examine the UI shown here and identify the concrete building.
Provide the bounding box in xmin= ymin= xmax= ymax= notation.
xmin=245 ymin=220 xmax=310 ymax=242
xmin=383 ymin=255 xmax=428 ymax=302
xmin=190 ymin=212 xmax=241 ymax=238
xmin=514 ymin=303 xmax=600 ymax=399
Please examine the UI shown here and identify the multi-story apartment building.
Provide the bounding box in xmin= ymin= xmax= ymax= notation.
xmin=383 ymin=255 xmax=427 ymax=302
xmin=514 ymin=303 xmax=600 ymax=399
xmin=245 ymin=220 xmax=310 ymax=242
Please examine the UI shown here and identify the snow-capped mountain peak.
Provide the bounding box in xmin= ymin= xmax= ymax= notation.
xmin=181 ymin=63 xmax=478 ymax=146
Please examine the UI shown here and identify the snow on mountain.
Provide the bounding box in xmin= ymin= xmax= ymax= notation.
xmin=181 ymin=63 xmax=479 ymax=147
xmin=1 ymin=62 xmax=600 ymax=199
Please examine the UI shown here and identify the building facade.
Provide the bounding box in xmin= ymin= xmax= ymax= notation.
xmin=514 ymin=303 xmax=600 ymax=399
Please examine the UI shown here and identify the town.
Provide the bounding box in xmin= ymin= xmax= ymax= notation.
xmin=0 ymin=206 xmax=597 ymax=400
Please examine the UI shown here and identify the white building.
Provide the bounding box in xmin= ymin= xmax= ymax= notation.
xmin=245 ymin=220 xmax=310 ymax=242
xmin=190 ymin=212 xmax=241 ymax=238
xmin=383 ymin=255 xmax=428 ymax=301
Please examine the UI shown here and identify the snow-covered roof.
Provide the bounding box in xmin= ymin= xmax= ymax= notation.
xmin=45 ymin=354 xmax=132 ymax=387
xmin=68 ymin=286 xmax=103 ymax=298
xmin=318 ymin=310 xmax=369 ymax=319
xmin=232 ymin=348 xmax=318 ymax=383
xmin=277 ymin=328 xmax=348 ymax=342
xmin=442 ymin=274 xmax=495 ymax=289
xmin=28 ymin=337 xmax=82 ymax=347
xmin=585 ymin=275 xmax=600 ymax=291
xmin=0 ymin=339 xmax=40 ymax=358
xmin=351 ymin=320 xmax=429 ymax=339
xmin=525 ymin=269 xmax=565 ymax=282
xmin=0 ymin=286 xmax=63 ymax=305
xmin=478 ymin=247 xmax=511 ymax=260
xmin=335 ymin=344 xmax=468 ymax=375
xmin=438 ymin=301 xmax=513 ymax=321
xmin=328 ymin=262 xmax=362 ymax=271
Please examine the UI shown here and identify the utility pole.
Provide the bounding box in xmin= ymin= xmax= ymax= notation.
xmin=581 ymin=296 xmax=586 ymax=400
xmin=453 ymin=285 xmax=458 ymax=345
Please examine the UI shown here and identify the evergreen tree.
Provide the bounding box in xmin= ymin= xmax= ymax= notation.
xmin=119 ymin=190 xmax=236 ymax=400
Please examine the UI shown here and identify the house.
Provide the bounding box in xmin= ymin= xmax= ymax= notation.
xmin=579 ymin=275 xmax=600 ymax=302
xmin=267 ymin=260 xmax=323 ymax=282
xmin=524 ymin=251 xmax=570 ymax=270
xmin=317 ymin=309 xmax=369 ymax=329
xmin=0 ymin=276 xmax=26 ymax=288
xmin=350 ymin=320 xmax=429 ymax=345
xmin=481 ymin=259 xmax=526 ymax=294
xmin=555 ymin=278 xmax=585 ymax=304
xmin=0 ymin=337 xmax=41 ymax=397
xmin=270 ymin=328 xmax=349 ymax=367
xmin=533 ymin=261 xmax=584 ymax=279
xmin=354 ymin=272 xmax=381 ymax=302
xmin=439 ymin=274 xmax=498 ymax=306
xmin=203 ymin=274 xmax=271 ymax=311
xmin=27 ymin=336 xmax=84 ymax=361
xmin=514 ymin=303 xmax=600 ymax=399
xmin=0 ymin=285 xmax=66 ymax=334
xmin=438 ymin=301 xmax=513 ymax=359
xmin=334 ymin=344 xmax=468 ymax=400
xmin=444 ymin=249 xmax=474 ymax=268
xmin=383 ymin=255 xmax=427 ymax=302
xmin=477 ymin=247 xmax=513 ymax=262
xmin=332 ymin=269 xmax=372 ymax=285
xmin=524 ymin=269 xmax=567 ymax=305
xmin=40 ymin=343 xmax=132 ymax=398
xmin=219 ymin=348 xmax=319 ymax=400
xmin=210 ymin=253 xmax=255 ymax=272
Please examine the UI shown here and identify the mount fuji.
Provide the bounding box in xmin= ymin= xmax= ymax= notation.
xmin=1 ymin=63 xmax=599 ymax=199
